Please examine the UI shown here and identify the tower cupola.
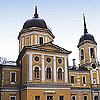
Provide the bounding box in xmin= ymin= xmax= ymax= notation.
xmin=78 ymin=15 xmax=97 ymax=68
xmin=23 ymin=6 xmax=48 ymax=29
xmin=18 ymin=6 xmax=55 ymax=52
xmin=77 ymin=15 xmax=97 ymax=48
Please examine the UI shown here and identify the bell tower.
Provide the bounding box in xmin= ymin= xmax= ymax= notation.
xmin=77 ymin=15 xmax=97 ymax=69
xmin=18 ymin=6 xmax=55 ymax=52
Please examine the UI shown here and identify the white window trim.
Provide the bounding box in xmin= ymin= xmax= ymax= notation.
xmin=10 ymin=72 xmax=16 ymax=84
xmin=45 ymin=66 xmax=52 ymax=71
xmin=10 ymin=96 xmax=16 ymax=100
xmin=57 ymin=67 xmax=64 ymax=72
xmin=33 ymin=66 xmax=41 ymax=71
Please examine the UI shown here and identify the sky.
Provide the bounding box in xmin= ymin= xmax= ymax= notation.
xmin=0 ymin=0 xmax=100 ymax=65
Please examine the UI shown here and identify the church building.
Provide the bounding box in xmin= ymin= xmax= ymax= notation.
xmin=0 ymin=6 xmax=100 ymax=100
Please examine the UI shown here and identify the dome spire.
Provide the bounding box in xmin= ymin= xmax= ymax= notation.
xmin=83 ymin=13 xmax=88 ymax=34
xmin=34 ymin=6 xmax=39 ymax=18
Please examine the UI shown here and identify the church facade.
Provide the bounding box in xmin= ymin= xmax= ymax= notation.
xmin=0 ymin=7 xmax=100 ymax=100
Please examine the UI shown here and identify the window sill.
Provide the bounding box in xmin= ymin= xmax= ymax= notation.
xmin=10 ymin=82 xmax=16 ymax=84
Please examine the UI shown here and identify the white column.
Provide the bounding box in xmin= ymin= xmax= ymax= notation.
xmin=42 ymin=55 xmax=45 ymax=81
xmin=54 ymin=56 xmax=56 ymax=82
xmin=97 ymin=70 xmax=99 ymax=84
xmin=90 ymin=70 xmax=93 ymax=84
xmin=29 ymin=53 xmax=32 ymax=81
xmin=35 ymin=35 xmax=37 ymax=44
xmin=64 ymin=56 xmax=68 ymax=83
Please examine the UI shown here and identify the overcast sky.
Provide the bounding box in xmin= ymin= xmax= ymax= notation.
xmin=0 ymin=0 xmax=100 ymax=65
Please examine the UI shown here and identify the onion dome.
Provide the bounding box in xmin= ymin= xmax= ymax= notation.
xmin=23 ymin=6 xmax=47 ymax=29
xmin=77 ymin=15 xmax=97 ymax=48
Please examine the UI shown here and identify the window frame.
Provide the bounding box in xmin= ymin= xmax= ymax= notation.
xmin=83 ymin=95 xmax=88 ymax=100
xmin=34 ymin=67 xmax=40 ymax=79
xmin=80 ymin=48 xmax=84 ymax=60
xmin=10 ymin=72 xmax=16 ymax=84
xmin=10 ymin=96 xmax=16 ymax=100
xmin=46 ymin=67 xmax=52 ymax=80
xmin=47 ymin=96 xmax=53 ymax=100
xmin=59 ymin=96 xmax=64 ymax=100
xmin=71 ymin=76 xmax=75 ymax=84
xmin=71 ymin=95 xmax=76 ymax=100
xmin=39 ymin=37 xmax=44 ymax=45
xmin=82 ymin=76 xmax=86 ymax=84
xmin=90 ymin=48 xmax=95 ymax=58
xmin=57 ymin=68 xmax=63 ymax=80
xmin=35 ymin=96 xmax=40 ymax=100
xmin=94 ymin=96 xmax=99 ymax=100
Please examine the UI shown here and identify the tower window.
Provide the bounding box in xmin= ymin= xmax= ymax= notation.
xmin=58 ymin=68 xmax=63 ymax=80
xmin=71 ymin=76 xmax=75 ymax=84
xmin=46 ymin=67 xmax=52 ymax=80
xmin=34 ymin=67 xmax=40 ymax=79
xmin=39 ymin=37 xmax=43 ymax=45
xmin=10 ymin=72 xmax=16 ymax=83
xmin=80 ymin=49 xmax=84 ymax=60
xmin=90 ymin=48 xmax=95 ymax=58
xmin=83 ymin=76 xmax=86 ymax=84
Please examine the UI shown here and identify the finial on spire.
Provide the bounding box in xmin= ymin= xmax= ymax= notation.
xmin=83 ymin=13 xmax=88 ymax=34
xmin=34 ymin=6 xmax=39 ymax=18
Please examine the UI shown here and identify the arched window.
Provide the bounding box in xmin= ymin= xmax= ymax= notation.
xmin=58 ymin=68 xmax=63 ymax=80
xmin=46 ymin=67 xmax=52 ymax=80
xmin=80 ymin=49 xmax=84 ymax=60
xmin=34 ymin=67 xmax=40 ymax=79
xmin=90 ymin=48 xmax=95 ymax=58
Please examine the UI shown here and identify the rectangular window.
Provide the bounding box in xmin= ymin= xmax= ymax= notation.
xmin=80 ymin=49 xmax=84 ymax=60
xmin=94 ymin=96 xmax=98 ymax=100
xmin=59 ymin=96 xmax=64 ymax=100
xmin=39 ymin=37 xmax=43 ymax=45
xmin=71 ymin=76 xmax=75 ymax=84
xmin=84 ymin=96 xmax=87 ymax=100
xmin=47 ymin=96 xmax=53 ymax=100
xmin=90 ymin=48 xmax=95 ymax=58
xmin=35 ymin=96 xmax=40 ymax=100
xmin=10 ymin=96 xmax=16 ymax=100
xmin=10 ymin=72 xmax=16 ymax=83
xmin=83 ymin=76 xmax=86 ymax=84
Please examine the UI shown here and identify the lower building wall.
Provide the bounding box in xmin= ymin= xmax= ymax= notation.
xmin=21 ymin=89 xmax=71 ymax=100
xmin=71 ymin=89 xmax=92 ymax=100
